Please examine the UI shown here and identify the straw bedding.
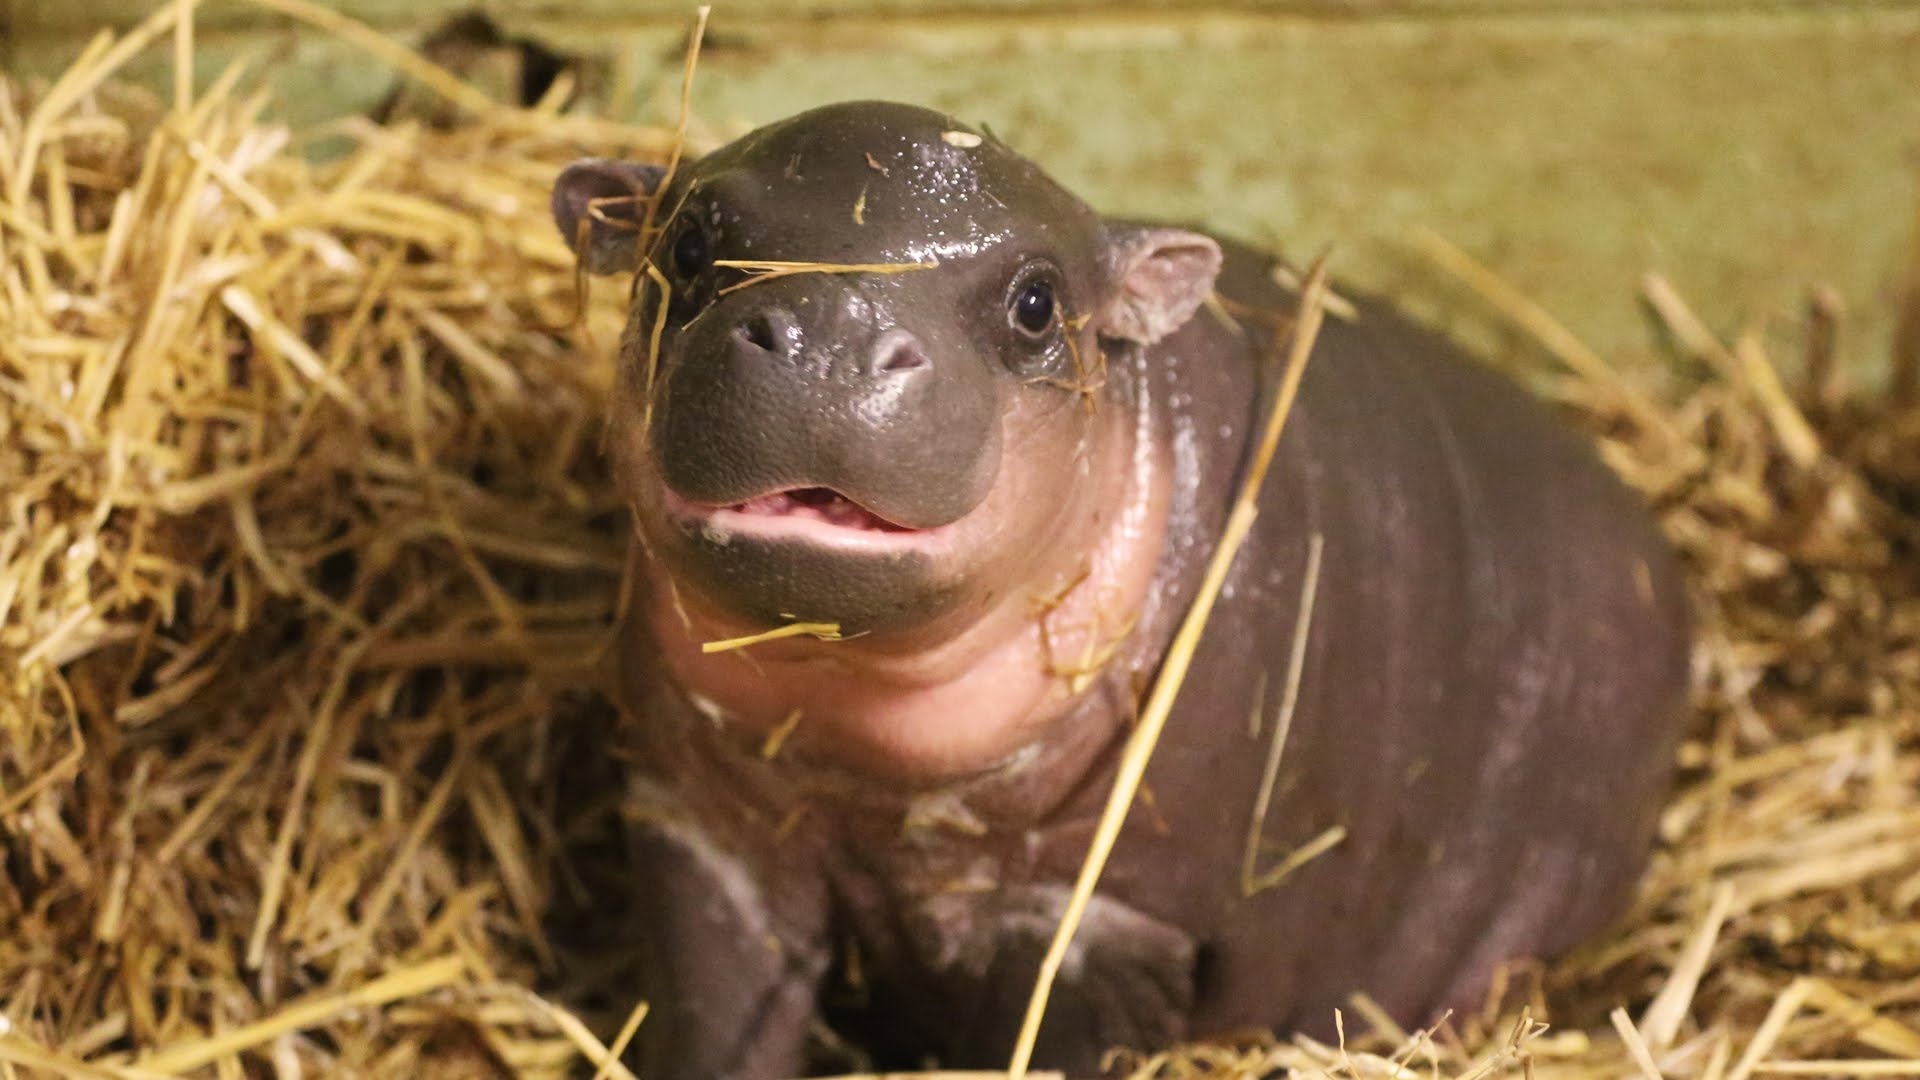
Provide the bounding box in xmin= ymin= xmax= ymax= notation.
xmin=3 ymin=8 xmax=1919 ymax=1079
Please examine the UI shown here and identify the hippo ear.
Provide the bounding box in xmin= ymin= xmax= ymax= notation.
xmin=1100 ymin=226 xmax=1224 ymax=345
xmin=552 ymin=158 xmax=669 ymax=275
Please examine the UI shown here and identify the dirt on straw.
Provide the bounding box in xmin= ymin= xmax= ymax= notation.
xmin=3 ymin=7 xmax=1920 ymax=1080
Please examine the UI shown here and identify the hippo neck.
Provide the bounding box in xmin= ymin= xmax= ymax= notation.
xmin=622 ymin=340 xmax=1232 ymax=810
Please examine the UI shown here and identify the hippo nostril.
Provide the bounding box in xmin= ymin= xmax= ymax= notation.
xmin=880 ymin=342 xmax=929 ymax=373
xmin=868 ymin=328 xmax=930 ymax=376
xmin=738 ymin=313 xmax=779 ymax=353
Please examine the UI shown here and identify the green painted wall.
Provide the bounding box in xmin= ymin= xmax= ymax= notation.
xmin=7 ymin=2 xmax=1918 ymax=378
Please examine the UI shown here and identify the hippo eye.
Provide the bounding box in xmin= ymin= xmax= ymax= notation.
xmin=1010 ymin=277 xmax=1058 ymax=338
xmin=671 ymin=225 xmax=711 ymax=279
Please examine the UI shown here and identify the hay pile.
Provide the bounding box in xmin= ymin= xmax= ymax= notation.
xmin=1 ymin=6 xmax=671 ymax=1076
xmin=3 ymin=7 xmax=1919 ymax=1079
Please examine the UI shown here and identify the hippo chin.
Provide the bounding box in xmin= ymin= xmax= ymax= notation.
xmin=552 ymin=100 xmax=1690 ymax=1079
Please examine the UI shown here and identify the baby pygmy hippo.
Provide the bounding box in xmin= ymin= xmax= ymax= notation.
xmin=551 ymin=101 xmax=1690 ymax=1079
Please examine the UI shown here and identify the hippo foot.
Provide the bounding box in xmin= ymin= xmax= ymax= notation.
xmin=938 ymin=885 xmax=1197 ymax=1076
xmin=622 ymin=790 xmax=829 ymax=1080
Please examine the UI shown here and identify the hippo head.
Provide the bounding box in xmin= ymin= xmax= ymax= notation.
xmin=554 ymin=102 xmax=1221 ymax=645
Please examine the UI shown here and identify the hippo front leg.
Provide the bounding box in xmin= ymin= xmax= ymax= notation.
xmin=625 ymin=794 xmax=830 ymax=1080
xmin=942 ymin=886 xmax=1197 ymax=1077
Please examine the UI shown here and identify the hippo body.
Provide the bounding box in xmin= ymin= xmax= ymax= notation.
xmin=554 ymin=102 xmax=1690 ymax=1079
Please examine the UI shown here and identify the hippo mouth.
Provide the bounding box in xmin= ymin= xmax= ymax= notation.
xmin=728 ymin=487 xmax=915 ymax=533
xmin=660 ymin=484 xmax=951 ymax=549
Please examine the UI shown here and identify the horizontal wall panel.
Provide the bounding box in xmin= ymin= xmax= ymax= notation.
xmin=6 ymin=4 xmax=1916 ymax=375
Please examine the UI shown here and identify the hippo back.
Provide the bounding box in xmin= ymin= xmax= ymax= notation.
xmin=1098 ymin=237 xmax=1690 ymax=1036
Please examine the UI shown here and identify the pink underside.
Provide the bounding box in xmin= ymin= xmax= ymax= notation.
xmin=730 ymin=488 xmax=909 ymax=533
xmin=639 ymin=418 xmax=1171 ymax=780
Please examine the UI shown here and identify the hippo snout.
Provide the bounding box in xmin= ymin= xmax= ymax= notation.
xmin=651 ymin=284 xmax=1003 ymax=531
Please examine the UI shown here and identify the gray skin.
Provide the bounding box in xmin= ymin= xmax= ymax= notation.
xmin=552 ymin=101 xmax=1690 ymax=1079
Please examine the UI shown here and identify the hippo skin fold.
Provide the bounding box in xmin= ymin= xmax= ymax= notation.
xmin=550 ymin=101 xmax=1691 ymax=1079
